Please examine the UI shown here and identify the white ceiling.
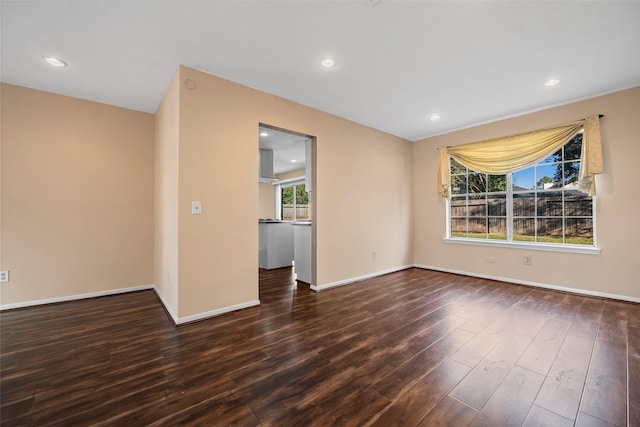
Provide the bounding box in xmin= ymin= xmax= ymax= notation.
xmin=259 ymin=126 xmax=309 ymax=176
xmin=2 ymin=1 xmax=640 ymax=141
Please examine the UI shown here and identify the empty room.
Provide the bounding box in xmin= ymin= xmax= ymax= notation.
xmin=1 ymin=1 xmax=639 ymax=426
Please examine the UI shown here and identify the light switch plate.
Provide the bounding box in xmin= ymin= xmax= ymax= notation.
xmin=192 ymin=201 xmax=202 ymax=215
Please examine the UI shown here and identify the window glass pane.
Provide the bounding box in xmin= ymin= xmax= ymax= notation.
xmin=513 ymin=167 xmax=535 ymax=191
xmin=488 ymin=218 xmax=507 ymax=240
xmin=451 ymin=196 xmax=467 ymax=217
xmin=537 ymin=191 xmax=563 ymax=217
xmin=468 ymin=218 xmax=487 ymax=238
xmin=488 ymin=174 xmax=507 ymax=192
xmin=536 ymin=164 xmax=561 ymax=189
xmin=513 ymin=192 xmax=535 ymax=217
xmin=281 ymin=186 xmax=294 ymax=220
xmin=296 ymin=184 xmax=308 ymax=204
xmin=564 ymin=161 xmax=580 ymax=186
xmin=282 ymin=186 xmax=293 ymax=203
xmin=564 ymin=193 xmax=592 ymax=216
xmin=296 ymin=208 xmax=309 ymax=220
xmin=451 ymin=175 xmax=467 ymax=195
xmin=537 ymin=218 xmax=563 ymax=243
xmin=539 ymin=148 xmax=562 ymax=164
xmin=468 ymin=173 xmax=487 ymax=193
xmin=280 ymin=183 xmax=309 ymax=220
xmin=450 ymin=158 xmax=467 ymax=175
xmin=468 ymin=195 xmax=486 ymax=217
xmin=446 ymin=130 xmax=594 ymax=247
xmin=564 ymin=134 xmax=582 ymax=161
xmin=566 ymin=218 xmax=593 ymax=245
xmin=451 ymin=218 xmax=467 ymax=238
xmin=487 ymin=194 xmax=506 ymax=216
xmin=514 ymin=218 xmax=535 ymax=241
xmin=295 ymin=184 xmax=310 ymax=219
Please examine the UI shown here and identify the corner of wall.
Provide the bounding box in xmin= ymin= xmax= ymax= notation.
xmin=154 ymin=67 xmax=182 ymax=317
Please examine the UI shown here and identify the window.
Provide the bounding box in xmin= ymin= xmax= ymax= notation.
xmin=277 ymin=180 xmax=310 ymax=221
xmin=449 ymin=133 xmax=595 ymax=247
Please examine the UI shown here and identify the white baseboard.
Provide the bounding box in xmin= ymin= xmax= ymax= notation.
xmin=152 ymin=286 xmax=260 ymax=325
xmin=1 ymin=284 xmax=261 ymax=325
xmin=0 ymin=284 xmax=155 ymax=311
xmin=151 ymin=286 xmax=179 ymax=324
xmin=311 ymin=264 xmax=414 ymax=292
xmin=172 ymin=299 xmax=261 ymax=325
xmin=413 ymin=264 xmax=640 ymax=304
xmin=9 ymin=264 xmax=633 ymax=323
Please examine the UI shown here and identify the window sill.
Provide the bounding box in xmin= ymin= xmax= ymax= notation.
xmin=443 ymin=237 xmax=601 ymax=254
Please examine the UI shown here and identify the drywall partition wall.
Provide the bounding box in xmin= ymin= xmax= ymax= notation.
xmin=258 ymin=182 xmax=275 ymax=219
xmin=0 ymin=84 xmax=155 ymax=307
xmin=176 ymin=66 xmax=259 ymax=317
xmin=172 ymin=66 xmax=412 ymax=317
xmin=154 ymin=69 xmax=181 ymax=318
xmin=0 ymin=84 xmax=3 ymax=273
xmin=413 ymin=86 xmax=640 ymax=300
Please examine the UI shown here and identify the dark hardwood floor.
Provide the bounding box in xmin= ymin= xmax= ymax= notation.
xmin=1 ymin=267 xmax=639 ymax=426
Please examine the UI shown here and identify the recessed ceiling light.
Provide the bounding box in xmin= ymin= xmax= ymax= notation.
xmin=260 ymin=132 xmax=268 ymax=137
xmin=430 ymin=114 xmax=441 ymax=121
xmin=544 ymin=79 xmax=560 ymax=87
xmin=320 ymin=58 xmax=335 ymax=68
xmin=43 ymin=56 xmax=67 ymax=67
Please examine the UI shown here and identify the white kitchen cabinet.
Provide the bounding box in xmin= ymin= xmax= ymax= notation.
xmin=293 ymin=222 xmax=312 ymax=284
xmin=259 ymin=222 xmax=294 ymax=269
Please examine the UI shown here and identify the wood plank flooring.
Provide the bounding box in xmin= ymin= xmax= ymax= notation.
xmin=1 ymin=267 xmax=639 ymax=426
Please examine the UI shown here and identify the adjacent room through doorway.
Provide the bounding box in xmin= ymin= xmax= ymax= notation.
xmin=258 ymin=124 xmax=315 ymax=298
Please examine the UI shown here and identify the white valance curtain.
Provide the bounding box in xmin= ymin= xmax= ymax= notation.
xmin=438 ymin=114 xmax=603 ymax=197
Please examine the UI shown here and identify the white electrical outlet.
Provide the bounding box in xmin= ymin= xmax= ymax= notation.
xmin=523 ymin=256 xmax=532 ymax=265
xmin=192 ymin=201 xmax=202 ymax=215
xmin=0 ymin=271 xmax=9 ymax=283
xmin=372 ymin=250 xmax=377 ymax=260
xmin=485 ymin=257 xmax=495 ymax=264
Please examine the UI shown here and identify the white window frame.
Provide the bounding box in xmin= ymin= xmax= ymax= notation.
xmin=444 ymin=159 xmax=600 ymax=255
xmin=274 ymin=176 xmax=305 ymax=221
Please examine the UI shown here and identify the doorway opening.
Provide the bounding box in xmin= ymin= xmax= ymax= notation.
xmin=258 ymin=124 xmax=315 ymax=299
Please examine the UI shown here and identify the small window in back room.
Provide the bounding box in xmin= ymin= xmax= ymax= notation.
xmin=280 ymin=182 xmax=309 ymax=221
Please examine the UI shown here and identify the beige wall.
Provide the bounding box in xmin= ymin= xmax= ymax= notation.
xmin=0 ymin=84 xmax=155 ymax=306
xmin=277 ymin=168 xmax=306 ymax=181
xmin=158 ymin=66 xmax=413 ymax=318
xmin=258 ymin=183 xmax=275 ymax=219
xmin=5 ymin=72 xmax=635 ymax=316
xmin=413 ymin=87 xmax=640 ymax=299
xmin=154 ymin=70 xmax=181 ymax=316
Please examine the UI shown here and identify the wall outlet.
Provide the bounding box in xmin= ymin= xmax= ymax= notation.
xmin=0 ymin=271 xmax=9 ymax=282
xmin=192 ymin=201 xmax=202 ymax=215
xmin=485 ymin=257 xmax=495 ymax=264
xmin=372 ymin=250 xmax=377 ymax=260
xmin=523 ymin=256 xmax=532 ymax=265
